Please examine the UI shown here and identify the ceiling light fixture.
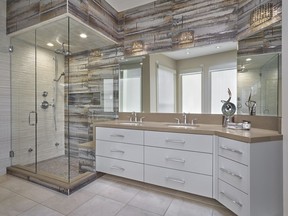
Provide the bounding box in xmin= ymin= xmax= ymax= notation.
xmin=250 ymin=3 xmax=273 ymax=27
xmin=216 ymin=46 xmax=220 ymax=49
xmin=80 ymin=33 xmax=87 ymax=38
xmin=178 ymin=31 xmax=194 ymax=45
xmin=246 ymin=58 xmax=252 ymax=61
xmin=131 ymin=40 xmax=144 ymax=53
xmin=47 ymin=42 xmax=54 ymax=47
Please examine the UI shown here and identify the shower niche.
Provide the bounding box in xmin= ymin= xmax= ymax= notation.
xmin=8 ymin=17 xmax=118 ymax=194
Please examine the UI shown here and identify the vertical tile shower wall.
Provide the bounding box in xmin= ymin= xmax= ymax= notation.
xmin=0 ymin=0 xmax=11 ymax=175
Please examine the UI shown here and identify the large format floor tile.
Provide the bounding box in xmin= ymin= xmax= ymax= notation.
xmin=0 ymin=175 xmax=57 ymax=203
xmin=0 ymin=194 xmax=37 ymax=216
xmin=116 ymin=205 xmax=161 ymax=216
xmin=68 ymin=195 xmax=125 ymax=216
xmin=96 ymin=180 xmax=141 ymax=203
xmin=0 ymin=174 xmax=236 ymax=216
xmin=18 ymin=204 xmax=64 ymax=216
xmin=42 ymin=189 xmax=96 ymax=215
xmin=128 ymin=189 xmax=174 ymax=215
xmin=164 ymin=198 xmax=236 ymax=216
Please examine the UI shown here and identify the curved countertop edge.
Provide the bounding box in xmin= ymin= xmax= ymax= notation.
xmin=94 ymin=120 xmax=283 ymax=143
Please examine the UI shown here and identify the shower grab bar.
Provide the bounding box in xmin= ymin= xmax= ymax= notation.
xmin=28 ymin=111 xmax=37 ymax=126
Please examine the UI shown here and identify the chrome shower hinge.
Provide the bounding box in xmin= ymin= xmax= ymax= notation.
xmin=9 ymin=150 xmax=14 ymax=158
xmin=8 ymin=45 xmax=13 ymax=53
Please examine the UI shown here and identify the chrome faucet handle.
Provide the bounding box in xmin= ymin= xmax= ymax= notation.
xmin=191 ymin=118 xmax=198 ymax=125
xmin=182 ymin=112 xmax=187 ymax=124
xmin=174 ymin=118 xmax=180 ymax=124
xmin=128 ymin=116 xmax=133 ymax=122
xmin=139 ymin=117 xmax=145 ymax=122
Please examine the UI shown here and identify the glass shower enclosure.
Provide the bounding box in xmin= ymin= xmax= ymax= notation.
xmin=8 ymin=17 xmax=116 ymax=194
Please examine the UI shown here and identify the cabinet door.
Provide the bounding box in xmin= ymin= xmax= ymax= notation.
xmin=96 ymin=156 xmax=143 ymax=181
xmin=218 ymin=137 xmax=249 ymax=165
xmin=145 ymin=146 xmax=212 ymax=175
xmin=218 ymin=180 xmax=249 ymax=216
xmin=218 ymin=156 xmax=249 ymax=194
xmin=145 ymin=131 xmax=213 ymax=153
xmin=96 ymin=127 xmax=144 ymax=145
xmin=145 ymin=165 xmax=213 ymax=198
xmin=96 ymin=140 xmax=143 ymax=163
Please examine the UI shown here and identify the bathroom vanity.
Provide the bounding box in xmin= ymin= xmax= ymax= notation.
xmin=94 ymin=121 xmax=283 ymax=216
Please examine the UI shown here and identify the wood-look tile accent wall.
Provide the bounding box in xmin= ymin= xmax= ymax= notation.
xmin=0 ymin=0 xmax=11 ymax=175
xmin=237 ymin=0 xmax=282 ymax=56
xmin=67 ymin=53 xmax=119 ymax=172
xmin=6 ymin=0 xmax=67 ymax=34
xmin=68 ymin=0 xmax=120 ymax=42
xmin=121 ymin=0 xmax=238 ymax=55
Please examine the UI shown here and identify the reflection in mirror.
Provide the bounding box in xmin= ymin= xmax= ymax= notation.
xmin=119 ymin=42 xmax=238 ymax=114
xmin=237 ymin=53 xmax=280 ymax=116
xmin=119 ymin=57 xmax=143 ymax=112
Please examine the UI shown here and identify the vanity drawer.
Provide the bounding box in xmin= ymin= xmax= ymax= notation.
xmin=96 ymin=140 xmax=143 ymax=163
xmin=96 ymin=156 xmax=143 ymax=181
xmin=218 ymin=156 xmax=249 ymax=194
xmin=145 ymin=165 xmax=212 ymax=198
xmin=218 ymin=179 xmax=249 ymax=216
xmin=144 ymin=131 xmax=213 ymax=153
xmin=218 ymin=137 xmax=249 ymax=165
xmin=96 ymin=127 xmax=144 ymax=145
xmin=145 ymin=146 xmax=212 ymax=175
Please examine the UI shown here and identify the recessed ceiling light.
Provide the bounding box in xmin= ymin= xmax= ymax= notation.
xmin=47 ymin=43 xmax=54 ymax=47
xmin=80 ymin=33 xmax=87 ymax=39
xmin=216 ymin=46 xmax=220 ymax=49
xmin=246 ymin=58 xmax=252 ymax=61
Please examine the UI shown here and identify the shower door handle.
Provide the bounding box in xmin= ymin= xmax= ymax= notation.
xmin=28 ymin=111 xmax=37 ymax=126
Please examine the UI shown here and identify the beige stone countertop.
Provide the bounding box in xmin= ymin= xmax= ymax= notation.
xmin=94 ymin=120 xmax=283 ymax=143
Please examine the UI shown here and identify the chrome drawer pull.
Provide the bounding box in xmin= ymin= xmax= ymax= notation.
xmin=220 ymin=191 xmax=243 ymax=207
xmin=165 ymin=139 xmax=186 ymax=144
xmin=110 ymin=134 xmax=125 ymax=138
xmin=110 ymin=165 xmax=125 ymax=171
xmin=165 ymin=157 xmax=186 ymax=163
xmin=166 ymin=177 xmax=186 ymax=184
xmin=220 ymin=145 xmax=243 ymax=155
xmin=110 ymin=149 xmax=125 ymax=154
xmin=220 ymin=168 xmax=242 ymax=179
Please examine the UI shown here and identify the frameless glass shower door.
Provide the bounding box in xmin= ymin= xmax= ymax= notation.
xmin=10 ymin=31 xmax=37 ymax=173
xmin=10 ymin=18 xmax=69 ymax=181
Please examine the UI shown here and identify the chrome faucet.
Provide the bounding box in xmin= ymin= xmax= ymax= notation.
xmin=182 ymin=112 xmax=187 ymax=124
xmin=130 ymin=112 xmax=138 ymax=122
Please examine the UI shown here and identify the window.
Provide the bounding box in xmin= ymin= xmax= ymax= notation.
xmin=157 ymin=65 xmax=176 ymax=112
xmin=119 ymin=68 xmax=141 ymax=112
xmin=210 ymin=68 xmax=237 ymax=114
xmin=181 ymin=72 xmax=202 ymax=113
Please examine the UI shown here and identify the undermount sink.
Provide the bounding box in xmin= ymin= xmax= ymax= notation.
xmin=166 ymin=124 xmax=200 ymax=129
xmin=118 ymin=122 xmax=142 ymax=126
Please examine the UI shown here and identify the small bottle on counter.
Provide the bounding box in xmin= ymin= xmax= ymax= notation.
xmin=242 ymin=120 xmax=251 ymax=130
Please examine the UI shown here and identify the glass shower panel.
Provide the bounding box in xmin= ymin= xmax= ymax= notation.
xmin=10 ymin=31 xmax=37 ymax=172
xmin=35 ymin=18 xmax=68 ymax=180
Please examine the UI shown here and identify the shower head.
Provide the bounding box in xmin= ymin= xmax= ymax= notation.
xmin=54 ymin=43 xmax=72 ymax=56
xmin=54 ymin=72 xmax=65 ymax=82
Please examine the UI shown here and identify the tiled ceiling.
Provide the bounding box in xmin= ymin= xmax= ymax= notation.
xmin=105 ymin=0 xmax=156 ymax=12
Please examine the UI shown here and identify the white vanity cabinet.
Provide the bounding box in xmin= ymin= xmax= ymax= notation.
xmin=95 ymin=127 xmax=144 ymax=181
xmin=217 ymin=137 xmax=283 ymax=216
xmin=144 ymin=131 xmax=213 ymax=197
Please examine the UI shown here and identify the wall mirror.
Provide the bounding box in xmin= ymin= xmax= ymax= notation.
xmin=119 ymin=42 xmax=239 ymax=114
xmin=119 ymin=27 xmax=281 ymax=117
xmin=237 ymin=22 xmax=282 ymax=117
